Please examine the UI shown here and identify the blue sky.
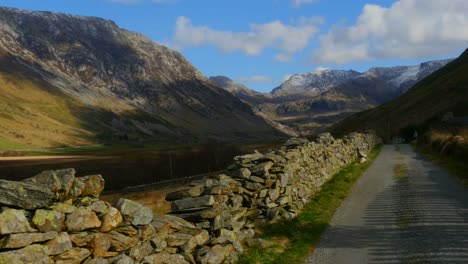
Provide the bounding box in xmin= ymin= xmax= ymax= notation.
xmin=0 ymin=0 xmax=467 ymax=92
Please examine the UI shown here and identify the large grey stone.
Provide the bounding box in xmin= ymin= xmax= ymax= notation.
xmin=22 ymin=168 xmax=75 ymax=201
xmin=116 ymin=199 xmax=153 ymax=226
xmin=0 ymin=179 xmax=53 ymax=209
xmin=171 ymin=195 xmax=215 ymax=211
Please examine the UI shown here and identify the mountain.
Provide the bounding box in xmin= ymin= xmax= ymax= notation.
xmin=221 ymin=60 xmax=451 ymax=135
xmin=0 ymin=7 xmax=284 ymax=148
xmin=209 ymin=76 xmax=271 ymax=106
xmin=331 ymin=49 xmax=468 ymax=140
xmin=271 ymin=69 xmax=361 ymax=100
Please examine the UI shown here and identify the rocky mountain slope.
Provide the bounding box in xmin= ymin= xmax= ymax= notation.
xmin=213 ymin=59 xmax=451 ymax=136
xmin=0 ymin=7 xmax=284 ymax=148
xmin=331 ymin=49 xmax=468 ymax=140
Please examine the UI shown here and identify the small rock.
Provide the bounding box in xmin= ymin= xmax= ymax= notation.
xmin=33 ymin=209 xmax=66 ymax=232
xmin=80 ymin=175 xmax=105 ymax=198
xmin=92 ymin=233 xmax=112 ymax=258
xmin=66 ymin=207 xmax=101 ymax=231
xmin=88 ymin=200 xmax=110 ymax=215
xmin=0 ymin=208 xmax=36 ymax=235
xmin=0 ymin=244 xmax=50 ymax=264
xmin=231 ymin=168 xmax=251 ymax=179
xmin=0 ymin=231 xmax=57 ymax=249
xmin=84 ymin=257 xmax=109 ymax=264
xmin=143 ymin=253 xmax=189 ymax=264
xmin=129 ymin=241 xmax=153 ymax=262
xmin=69 ymin=232 xmax=95 ymax=247
xmin=198 ymin=244 xmax=235 ymax=264
xmin=45 ymin=232 xmax=73 ymax=255
xmin=171 ymin=195 xmax=215 ymax=211
xmin=108 ymin=231 xmax=139 ymax=251
xmin=101 ymin=207 xmax=123 ymax=232
xmin=251 ymin=162 xmax=274 ymax=176
xmin=55 ymin=248 xmax=91 ymax=264
xmin=116 ymin=199 xmax=153 ymax=226
xmin=108 ymin=254 xmax=134 ymax=264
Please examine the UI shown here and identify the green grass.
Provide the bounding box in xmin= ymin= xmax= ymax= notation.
xmin=238 ymin=145 xmax=382 ymax=264
xmin=0 ymin=137 xmax=31 ymax=150
xmin=415 ymin=144 xmax=468 ymax=186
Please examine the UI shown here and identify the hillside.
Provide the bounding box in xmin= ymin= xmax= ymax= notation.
xmin=0 ymin=7 xmax=284 ymax=148
xmin=331 ymin=49 xmax=468 ymax=140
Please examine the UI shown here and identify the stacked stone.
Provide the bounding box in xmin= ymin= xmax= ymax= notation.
xmin=168 ymin=132 xmax=380 ymax=234
xmin=167 ymin=174 xmax=252 ymax=264
xmin=0 ymin=169 xmax=211 ymax=264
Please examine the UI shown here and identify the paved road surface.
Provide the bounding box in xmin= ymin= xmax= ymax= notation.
xmin=306 ymin=144 xmax=468 ymax=264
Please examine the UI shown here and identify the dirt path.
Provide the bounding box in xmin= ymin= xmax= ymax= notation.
xmin=306 ymin=144 xmax=468 ymax=264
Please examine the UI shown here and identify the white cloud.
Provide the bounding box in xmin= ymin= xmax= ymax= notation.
xmin=293 ymin=0 xmax=319 ymax=7
xmin=239 ymin=76 xmax=273 ymax=83
xmin=313 ymin=0 xmax=468 ymax=64
xmin=171 ymin=16 xmax=321 ymax=61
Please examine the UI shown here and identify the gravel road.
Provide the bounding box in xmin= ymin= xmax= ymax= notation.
xmin=306 ymin=144 xmax=468 ymax=264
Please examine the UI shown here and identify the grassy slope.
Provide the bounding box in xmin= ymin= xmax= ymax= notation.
xmin=239 ymin=145 xmax=382 ymax=264
xmin=331 ymin=49 xmax=468 ymax=139
xmin=0 ymin=52 xmax=95 ymax=148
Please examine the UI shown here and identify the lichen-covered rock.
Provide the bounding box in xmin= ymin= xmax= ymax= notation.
xmin=0 ymin=244 xmax=50 ymax=264
xmin=33 ymin=209 xmax=66 ymax=232
xmin=107 ymin=231 xmax=139 ymax=252
xmin=101 ymin=207 xmax=123 ymax=232
xmin=197 ymin=244 xmax=235 ymax=264
xmin=116 ymin=199 xmax=153 ymax=226
xmin=0 ymin=208 xmax=36 ymax=235
xmin=22 ymin=168 xmax=75 ymax=201
xmin=55 ymin=248 xmax=91 ymax=264
xmin=65 ymin=207 xmax=101 ymax=231
xmin=45 ymin=232 xmax=73 ymax=255
xmin=0 ymin=231 xmax=57 ymax=249
xmin=0 ymin=179 xmax=53 ymax=209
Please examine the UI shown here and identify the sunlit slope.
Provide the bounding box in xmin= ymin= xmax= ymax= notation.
xmin=0 ymin=52 xmax=95 ymax=148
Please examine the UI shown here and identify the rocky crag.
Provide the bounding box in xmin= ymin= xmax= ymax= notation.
xmin=0 ymin=132 xmax=379 ymax=264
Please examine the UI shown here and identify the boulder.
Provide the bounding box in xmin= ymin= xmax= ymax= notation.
xmin=0 ymin=179 xmax=53 ymax=209
xmin=65 ymin=207 xmax=101 ymax=231
xmin=33 ymin=209 xmax=66 ymax=232
xmin=0 ymin=208 xmax=36 ymax=235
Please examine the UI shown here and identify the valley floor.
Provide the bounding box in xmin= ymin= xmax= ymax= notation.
xmin=307 ymin=144 xmax=468 ymax=263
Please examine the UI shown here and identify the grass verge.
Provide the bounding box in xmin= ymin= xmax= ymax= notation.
xmin=414 ymin=144 xmax=468 ymax=186
xmin=238 ymin=145 xmax=382 ymax=264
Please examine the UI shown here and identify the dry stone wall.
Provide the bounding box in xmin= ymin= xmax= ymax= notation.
xmin=0 ymin=132 xmax=379 ymax=264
